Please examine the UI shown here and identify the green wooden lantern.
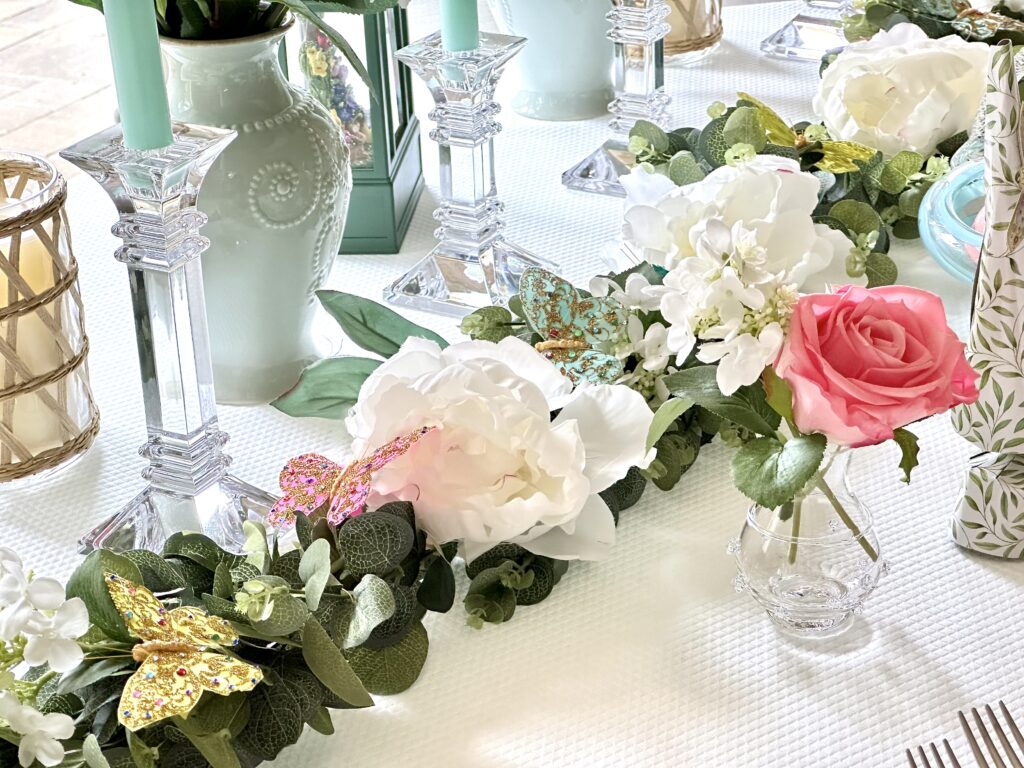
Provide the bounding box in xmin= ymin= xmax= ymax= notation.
xmin=284 ymin=6 xmax=424 ymax=254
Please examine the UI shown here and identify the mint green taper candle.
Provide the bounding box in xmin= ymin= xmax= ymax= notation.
xmin=102 ymin=0 xmax=173 ymax=150
xmin=440 ymin=0 xmax=480 ymax=51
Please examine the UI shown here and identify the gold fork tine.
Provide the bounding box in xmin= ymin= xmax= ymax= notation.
xmin=973 ymin=707 xmax=1008 ymax=768
xmin=945 ymin=738 xmax=964 ymax=768
xmin=961 ymin=710 xmax=993 ymax=768
xmin=931 ymin=742 xmax=949 ymax=768
xmin=1000 ymin=702 xmax=1024 ymax=760
xmin=986 ymin=704 xmax=1024 ymax=768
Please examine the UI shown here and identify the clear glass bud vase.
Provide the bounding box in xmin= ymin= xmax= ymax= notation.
xmin=730 ymin=449 xmax=887 ymax=638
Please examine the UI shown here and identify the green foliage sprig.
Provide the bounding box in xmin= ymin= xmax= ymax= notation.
xmin=843 ymin=0 xmax=1024 ymax=45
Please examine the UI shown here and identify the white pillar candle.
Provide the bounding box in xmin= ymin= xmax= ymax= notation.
xmin=0 ymin=229 xmax=66 ymax=461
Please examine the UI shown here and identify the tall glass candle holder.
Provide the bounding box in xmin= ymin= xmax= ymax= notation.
xmin=385 ymin=31 xmax=555 ymax=316
xmin=563 ymin=0 xmax=671 ymax=198
xmin=61 ymin=123 xmax=277 ymax=553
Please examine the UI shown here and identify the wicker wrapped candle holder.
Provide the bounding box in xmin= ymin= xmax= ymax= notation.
xmin=665 ymin=0 xmax=723 ymax=64
xmin=0 ymin=152 xmax=98 ymax=483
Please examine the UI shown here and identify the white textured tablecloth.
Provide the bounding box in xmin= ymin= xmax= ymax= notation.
xmin=2 ymin=3 xmax=1017 ymax=766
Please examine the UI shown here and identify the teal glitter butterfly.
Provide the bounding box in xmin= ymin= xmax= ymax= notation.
xmin=518 ymin=267 xmax=627 ymax=385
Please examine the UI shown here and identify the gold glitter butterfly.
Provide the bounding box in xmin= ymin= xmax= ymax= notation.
xmin=104 ymin=572 xmax=263 ymax=731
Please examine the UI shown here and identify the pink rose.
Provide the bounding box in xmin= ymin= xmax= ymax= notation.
xmin=775 ymin=285 xmax=979 ymax=446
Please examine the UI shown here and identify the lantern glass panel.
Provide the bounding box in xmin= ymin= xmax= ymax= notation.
xmin=288 ymin=16 xmax=375 ymax=169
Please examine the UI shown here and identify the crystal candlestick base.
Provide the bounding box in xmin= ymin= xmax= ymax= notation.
xmin=61 ymin=124 xmax=277 ymax=553
xmin=760 ymin=0 xmax=848 ymax=62
xmin=388 ymin=31 xmax=556 ymax=316
xmin=563 ymin=0 xmax=672 ymax=198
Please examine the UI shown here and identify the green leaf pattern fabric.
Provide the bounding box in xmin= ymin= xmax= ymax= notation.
xmin=952 ymin=41 xmax=1024 ymax=558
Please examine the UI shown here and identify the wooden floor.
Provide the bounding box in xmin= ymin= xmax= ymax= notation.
xmin=0 ymin=0 xmax=765 ymax=177
xmin=1 ymin=0 xmax=115 ymax=177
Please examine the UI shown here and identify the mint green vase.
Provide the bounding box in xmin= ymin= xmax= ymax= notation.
xmin=161 ymin=21 xmax=351 ymax=405
xmin=487 ymin=0 xmax=614 ymax=121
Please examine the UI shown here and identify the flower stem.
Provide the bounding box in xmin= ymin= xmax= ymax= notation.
xmin=788 ymin=498 xmax=802 ymax=565
xmin=815 ymin=479 xmax=878 ymax=561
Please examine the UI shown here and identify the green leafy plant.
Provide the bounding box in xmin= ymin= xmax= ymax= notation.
xmin=842 ymin=0 xmax=1024 ymax=45
xmin=0 ymin=511 xmax=446 ymax=767
xmin=66 ymin=0 xmax=401 ymax=92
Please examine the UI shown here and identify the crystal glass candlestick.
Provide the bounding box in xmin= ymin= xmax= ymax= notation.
xmin=563 ymin=0 xmax=671 ymax=198
xmin=386 ymin=31 xmax=555 ymax=316
xmin=61 ymin=123 xmax=277 ymax=553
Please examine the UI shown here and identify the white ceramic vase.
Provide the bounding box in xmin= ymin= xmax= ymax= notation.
xmin=486 ymin=0 xmax=614 ymax=121
xmin=161 ymin=22 xmax=351 ymax=405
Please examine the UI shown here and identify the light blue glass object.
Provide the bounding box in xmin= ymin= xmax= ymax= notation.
xmin=918 ymin=160 xmax=984 ymax=285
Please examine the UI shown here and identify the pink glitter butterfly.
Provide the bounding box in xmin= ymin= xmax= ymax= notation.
xmin=268 ymin=426 xmax=434 ymax=528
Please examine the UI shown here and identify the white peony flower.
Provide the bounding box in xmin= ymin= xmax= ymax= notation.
xmin=346 ymin=337 xmax=655 ymax=562
xmin=813 ymin=23 xmax=988 ymax=158
xmin=0 ymin=691 xmax=74 ymax=768
xmin=21 ymin=598 xmax=88 ymax=673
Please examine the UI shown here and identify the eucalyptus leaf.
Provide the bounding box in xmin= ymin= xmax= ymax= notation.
xmin=252 ymin=593 xmax=309 ymax=637
xmin=271 ymin=356 xmax=381 ymax=420
xmin=233 ymin=684 xmax=304 ymax=762
xmin=347 ymin=621 xmax=429 ymax=695
xmin=697 ymin=116 xmax=730 ymax=168
xmin=417 ymin=555 xmax=456 ymax=613
xmin=122 ymin=550 xmax=187 ymax=592
xmin=66 ymin=550 xmax=142 ymax=643
xmin=307 ymin=707 xmax=335 ymax=736
xmin=364 ymin=585 xmax=421 ymax=649
xmin=337 ymin=511 xmax=415 ymax=575
xmin=298 ymin=539 xmax=332 ymax=611
xmin=317 ymin=290 xmax=448 ymax=357
xmin=667 ymin=151 xmax=706 ymax=186
xmin=878 ymin=150 xmax=924 ymax=194
xmin=630 ymin=119 xmax=671 ymax=153
xmin=163 ymin=532 xmax=239 ymax=571
xmin=723 ymin=106 xmax=768 ymax=151
xmin=57 ymin=658 xmax=133 ymax=696
xmin=82 ymin=734 xmax=111 ymax=768
xmin=865 ymin=252 xmax=899 ymax=287
xmin=301 ymin=616 xmax=373 ymax=708
xmin=345 ymin=574 xmax=396 ymax=648
xmin=600 ymin=466 xmax=648 ymax=519
xmin=269 ymin=549 xmax=303 ymax=589
xmin=731 ymin=434 xmax=827 ymax=509
xmin=242 ymin=520 xmax=269 ymax=571
xmin=829 ymin=199 xmax=882 ymax=237
xmin=128 ymin=731 xmax=160 ymax=768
